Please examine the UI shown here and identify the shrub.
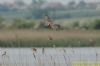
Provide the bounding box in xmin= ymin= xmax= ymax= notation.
xmin=72 ymin=21 xmax=79 ymax=29
xmin=0 ymin=16 xmax=4 ymax=23
xmin=12 ymin=19 xmax=36 ymax=29
xmin=0 ymin=16 xmax=5 ymax=29
xmin=79 ymin=21 xmax=90 ymax=30
xmin=92 ymin=19 xmax=100 ymax=29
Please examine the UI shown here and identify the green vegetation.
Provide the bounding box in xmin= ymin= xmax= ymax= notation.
xmin=12 ymin=19 xmax=36 ymax=29
xmin=56 ymin=17 xmax=100 ymax=30
xmin=0 ymin=16 xmax=100 ymax=30
xmin=0 ymin=16 xmax=99 ymax=47
xmin=91 ymin=19 xmax=100 ymax=29
xmin=0 ymin=30 xmax=99 ymax=47
xmin=1 ymin=38 xmax=100 ymax=47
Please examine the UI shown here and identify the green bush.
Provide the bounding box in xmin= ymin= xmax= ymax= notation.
xmin=79 ymin=21 xmax=90 ymax=30
xmin=92 ymin=19 xmax=100 ymax=29
xmin=66 ymin=21 xmax=80 ymax=29
xmin=72 ymin=21 xmax=79 ymax=28
xmin=12 ymin=19 xmax=36 ymax=29
xmin=0 ymin=16 xmax=4 ymax=23
xmin=0 ymin=16 xmax=5 ymax=29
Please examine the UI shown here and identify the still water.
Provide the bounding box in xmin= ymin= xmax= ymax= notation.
xmin=0 ymin=48 xmax=100 ymax=66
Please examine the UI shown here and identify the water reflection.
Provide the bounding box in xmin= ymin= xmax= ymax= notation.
xmin=0 ymin=48 xmax=100 ymax=66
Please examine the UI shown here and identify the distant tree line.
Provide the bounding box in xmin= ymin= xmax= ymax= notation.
xmin=0 ymin=16 xmax=100 ymax=30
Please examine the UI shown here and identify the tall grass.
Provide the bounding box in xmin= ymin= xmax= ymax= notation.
xmin=0 ymin=30 xmax=100 ymax=47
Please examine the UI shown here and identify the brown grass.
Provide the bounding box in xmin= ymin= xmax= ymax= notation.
xmin=0 ymin=29 xmax=99 ymax=41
